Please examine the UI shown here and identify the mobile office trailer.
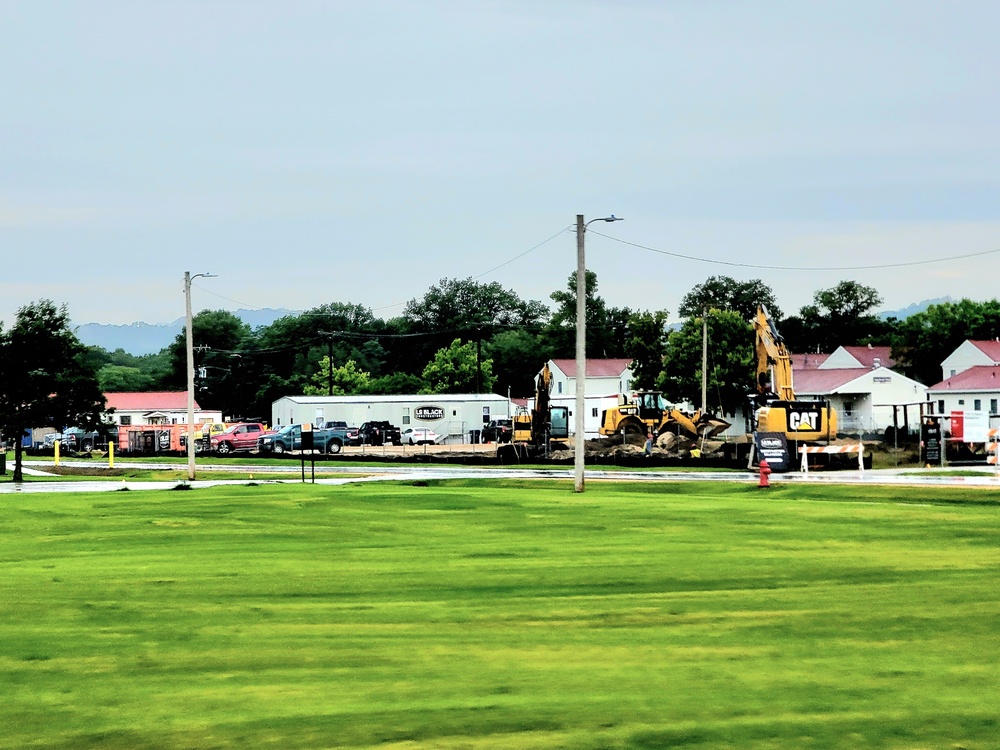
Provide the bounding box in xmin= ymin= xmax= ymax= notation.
xmin=271 ymin=394 xmax=512 ymax=444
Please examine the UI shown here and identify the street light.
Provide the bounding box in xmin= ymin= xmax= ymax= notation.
xmin=184 ymin=271 xmax=216 ymax=481
xmin=575 ymin=214 xmax=623 ymax=493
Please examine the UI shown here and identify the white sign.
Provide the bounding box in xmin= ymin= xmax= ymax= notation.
xmin=964 ymin=410 xmax=990 ymax=443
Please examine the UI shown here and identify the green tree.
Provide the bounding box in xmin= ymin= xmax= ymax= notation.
xmin=97 ymin=365 xmax=154 ymax=392
xmin=0 ymin=300 xmax=107 ymax=481
xmin=547 ymin=270 xmax=632 ymax=358
xmin=366 ymin=372 xmax=427 ymax=395
xmin=404 ymin=277 xmax=549 ymax=331
xmin=304 ymin=358 xmax=371 ymax=396
xmin=679 ymin=276 xmax=781 ymax=321
xmin=658 ymin=309 xmax=752 ymax=417
xmin=485 ymin=329 xmax=551 ymax=398
xmin=624 ymin=310 xmax=670 ymax=390
xmin=780 ymin=280 xmax=892 ymax=353
xmin=892 ymin=299 xmax=1000 ymax=385
xmin=422 ymin=339 xmax=495 ymax=394
xmin=166 ymin=310 xmax=252 ymax=417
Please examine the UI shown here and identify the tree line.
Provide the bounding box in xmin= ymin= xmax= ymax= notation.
xmin=5 ymin=275 xmax=1000 ymax=457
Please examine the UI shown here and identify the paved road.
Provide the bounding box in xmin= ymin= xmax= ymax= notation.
xmin=3 ymin=458 xmax=1000 ymax=493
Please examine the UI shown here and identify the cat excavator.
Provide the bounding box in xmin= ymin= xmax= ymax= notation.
xmin=501 ymin=363 xmax=569 ymax=461
xmin=750 ymin=305 xmax=837 ymax=442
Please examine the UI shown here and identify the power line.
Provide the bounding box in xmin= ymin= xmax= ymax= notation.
xmin=589 ymin=229 xmax=1000 ymax=271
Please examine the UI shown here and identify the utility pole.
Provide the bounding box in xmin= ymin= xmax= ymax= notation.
xmin=574 ymin=214 xmax=623 ymax=494
xmin=575 ymin=216 xmax=587 ymax=493
xmin=184 ymin=271 xmax=216 ymax=481
xmin=702 ymin=305 xmax=708 ymax=413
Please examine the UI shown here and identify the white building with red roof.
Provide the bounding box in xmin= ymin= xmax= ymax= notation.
xmin=939 ymin=340 xmax=1000 ymax=381
xmin=792 ymin=366 xmax=926 ymax=435
xmin=535 ymin=358 xmax=634 ymax=437
xmin=104 ymin=391 xmax=222 ymax=426
xmin=820 ymin=345 xmax=895 ymax=370
xmin=926 ymin=366 xmax=1000 ymax=418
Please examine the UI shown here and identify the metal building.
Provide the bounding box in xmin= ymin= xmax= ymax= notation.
xmin=271 ymin=393 xmax=513 ymax=444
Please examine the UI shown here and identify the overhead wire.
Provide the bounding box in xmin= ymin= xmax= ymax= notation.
xmin=588 ymin=229 xmax=1000 ymax=271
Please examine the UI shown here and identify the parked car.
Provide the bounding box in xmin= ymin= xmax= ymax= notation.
xmin=210 ymin=423 xmax=270 ymax=454
xmin=481 ymin=419 xmax=513 ymax=444
xmin=401 ymin=427 xmax=442 ymax=446
xmin=321 ymin=421 xmax=361 ymax=446
xmin=258 ymin=424 xmax=352 ymax=454
xmin=358 ymin=421 xmax=402 ymax=446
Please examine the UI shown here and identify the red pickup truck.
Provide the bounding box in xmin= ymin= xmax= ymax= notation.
xmin=210 ymin=423 xmax=271 ymax=454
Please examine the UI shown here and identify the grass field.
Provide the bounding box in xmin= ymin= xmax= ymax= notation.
xmin=2 ymin=479 xmax=999 ymax=749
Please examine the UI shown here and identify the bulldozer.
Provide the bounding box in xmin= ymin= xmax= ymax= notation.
xmin=599 ymin=391 xmax=731 ymax=441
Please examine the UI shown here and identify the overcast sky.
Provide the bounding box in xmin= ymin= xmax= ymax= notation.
xmin=3 ymin=0 xmax=999 ymax=326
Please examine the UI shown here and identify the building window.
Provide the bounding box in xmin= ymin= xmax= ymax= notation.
xmin=975 ymin=399 xmax=982 ymax=411
xmin=402 ymin=407 xmax=410 ymax=426
xmin=591 ymin=407 xmax=598 ymax=418
xmin=992 ymin=399 xmax=998 ymax=414
xmin=950 ymin=370 xmax=957 ymax=377
xmin=558 ymin=382 xmax=563 ymax=394
xmin=120 ymin=416 xmax=131 ymax=426
xmin=958 ymin=399 xmax=965 ymax=406
xmin=843 ymin=401 xmax=854 ymax=416
xmin=938 ymin=399 xmax=945 ymax=413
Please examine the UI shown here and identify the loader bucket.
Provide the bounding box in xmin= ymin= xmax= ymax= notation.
xmin=695 ymin=413 xmax=731 ymax=439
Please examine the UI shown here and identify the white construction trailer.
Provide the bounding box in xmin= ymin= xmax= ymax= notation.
xmin=271 ymin=393 xmax=513 ymax=444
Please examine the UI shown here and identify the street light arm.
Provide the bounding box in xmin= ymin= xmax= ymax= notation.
xmin=583 ymin=215 xmax=623 ymax=230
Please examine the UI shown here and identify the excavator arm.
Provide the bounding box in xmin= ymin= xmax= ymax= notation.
xmin=753 ymin=305 xmax=795 ymax=402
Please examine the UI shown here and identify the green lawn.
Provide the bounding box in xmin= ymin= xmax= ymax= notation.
xmin=2 ymin=480 xmax=999 ymax=749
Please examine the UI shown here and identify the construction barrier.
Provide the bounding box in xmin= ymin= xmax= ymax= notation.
xmin=799 ymin=442 xmax=865 ymax=473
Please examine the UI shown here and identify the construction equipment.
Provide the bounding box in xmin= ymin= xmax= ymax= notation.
xmin=503 ymin=364 xmax=569 ymax=460
xmin=599 ymin=391 xmax=730 ymax=441
xmin=750 ymin=305 xmax=837 ymax=442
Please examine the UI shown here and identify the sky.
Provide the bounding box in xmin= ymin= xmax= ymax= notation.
xmin=3 ymin=0 xmax=1000 ymax=326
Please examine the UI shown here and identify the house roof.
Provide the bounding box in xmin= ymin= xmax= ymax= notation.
xmin=793 ymin=368 xmax=872 ymax=394
xmin=790 ymin=353 xmax=829 ymax=370
xmin=970 ymin=340 xmax=1000 ymax=362
xmin=550 ymin=358 xmax=632 ymax=378
xmin=841 ymin=345 xmax=894 ymax=369
xmin=928 ymin=365 xmax=1000 ymax=392
xmin=104 ymin=391 xmax=201 ymax=411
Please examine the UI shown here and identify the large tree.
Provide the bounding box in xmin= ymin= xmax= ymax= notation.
xmin=166 ymin=310 xmax=252 ymax=418
xmin=780 ymin=280 xmax=892 ymax=354
xmin=0 ymin=300 xmax=106 ymax=481
xmin=624 ymin=310 xmax=670 ymax=390
xmin=679 ymin=276 xmax=781 ymax=321
xmin=547 ymin=270 xmax=633 ymax=358
xmin=892 ymin=299 xmax=1000 ymax=385
xmin=421 ymin=339 xmax=495 ymax=394
xmin=404 ymin=277 xmax=549 ymax=331
xmin=658 ymin=309 xmax=753 ymax=418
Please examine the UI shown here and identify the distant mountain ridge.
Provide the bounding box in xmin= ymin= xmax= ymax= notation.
xmin=878 ymin=297 xmax=952 ymax=320
xmin=74 ymin=308 xmax=300 ymax=355
xmin=76 ymin=299 xmax=954 ymax=356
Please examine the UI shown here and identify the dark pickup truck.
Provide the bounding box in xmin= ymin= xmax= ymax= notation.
xmin=258 ymin=424 xmax=353 ymax=454
xmin=358 ymin=421 xmax=402 ymax=446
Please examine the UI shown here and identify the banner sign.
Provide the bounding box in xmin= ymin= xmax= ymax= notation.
xmin=415 ymin=406 xmax=445 ymax=421
xmin=754 ymin=431 xmax=792 ymax=473
xmin=922 ymin=421 xmax=942 ymax=464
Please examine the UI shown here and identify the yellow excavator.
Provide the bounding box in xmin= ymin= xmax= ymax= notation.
xmin=599 ymin=391 xmax=730 ymax=441
xmin=751 ymin=305 xmax=837 ymax=442
xmin=505 ymin=363 xmax=569 ymax=459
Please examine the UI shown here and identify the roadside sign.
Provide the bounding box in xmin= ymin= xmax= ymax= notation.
xmin=754 ymin=431 xmax=791 ymax=472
